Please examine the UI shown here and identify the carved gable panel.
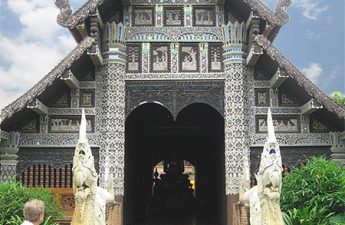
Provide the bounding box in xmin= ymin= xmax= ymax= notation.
xmin=179 ymin=43 xmax=199 ymax=72
xmin=255 ymin=88 xmax=270 ymax=107
xmin=48 ymin=116 xmax=94 ymax=133
xmin=193 ymin=6 xmax=216 ymax=27
xmin=279 ymin=89 xmax=300 ymax=107
xmin=79 ymin=89 xmax=95 ymax=108
xmin=208 ymin=43 xmax=223 ymax=72
xmin=164 ymin=6 xmax=183 ymax=27
xmin=310 ymin=115 xmax=335 ymax=133
xmin=256 ymin=115 xmax=301 ymax=133
xmin=127 ymin=44 xmax=142 ymax=73
xmin=132 ymin=7 xmax=154 ymax=26
xmin=151 ymin=43 xmax=170 ymax=72
xmin=49 ymin=92 xmax=71 ymax=108
xmin=254 ymin=70 xmax=270 ymax=81
xmin=19 ymin=118 xmax=39 ymax=133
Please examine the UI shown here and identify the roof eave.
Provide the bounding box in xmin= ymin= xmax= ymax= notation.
xmin=254 ymin=34 xmax=345 ymax=120
xmin=0 ymin=37 xmax=95 ymax=128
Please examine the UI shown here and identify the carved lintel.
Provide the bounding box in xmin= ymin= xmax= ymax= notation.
xmin=60 ymin=69 xmax=80 ymax=89
xmin=76 ymin=23 xmax=88 ymax=38
xmin=246 ymin=43 xmax=263 ymax=66
xmin=269 ymin=68 xmax=289 ymax=89
xmin=27 ymin=99 xmax=48 ymax=116
xmin=301 ymin=98 xmax=323 ymax=115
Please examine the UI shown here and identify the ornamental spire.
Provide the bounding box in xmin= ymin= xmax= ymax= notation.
xmin=78 ymin=108 xmax=88 ymax=144
xmin=267 ymin=108 xmax=277 ymax=143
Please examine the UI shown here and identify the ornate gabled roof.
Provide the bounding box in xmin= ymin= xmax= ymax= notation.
xmin=254 ymin=35 xmax=345 ymax=120
xmin=1 ymin=37 xmax=95 ymax=121
xmin=55 ymin=0 xmax=290 ymax=33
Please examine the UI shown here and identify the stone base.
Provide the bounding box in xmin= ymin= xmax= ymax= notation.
xmin=106 ymin=202 xmax=122 ymax=225
xmin=227 ymin=194 xmax=239 ymax=225
xmin=234 ymin=203 xmax=249 ymax=225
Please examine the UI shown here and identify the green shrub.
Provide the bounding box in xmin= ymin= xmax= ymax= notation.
xmin=281 ymin=157 xmax=345 ymax=224
xmin=329 ymin=214 xmax=345 ymax=225
xmin=282 ymin=206 xmax=334 ymax=225
xmin=0 ymin=180 xmax=63 ymax=225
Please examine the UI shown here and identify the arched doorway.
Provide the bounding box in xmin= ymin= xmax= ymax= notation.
xmin=124 ymin=102 xmax=225 ymax=225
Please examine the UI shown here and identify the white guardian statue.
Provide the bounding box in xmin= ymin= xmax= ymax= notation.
xmin=240 ymin=108 xmax=284 ymax=225
xmin=72 ymin=109 xmax=114 ymax=225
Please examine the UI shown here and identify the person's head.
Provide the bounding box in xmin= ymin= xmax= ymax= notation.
xmin=23 ymin=199 xmax=45 ymax=225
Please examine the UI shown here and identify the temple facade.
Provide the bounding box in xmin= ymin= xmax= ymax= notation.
xmin=0 ymin=0 xmax=344 ymax=224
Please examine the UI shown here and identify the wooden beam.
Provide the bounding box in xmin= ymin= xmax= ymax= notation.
xmin=246 ymin=43 xmax=263 ymax=66
xmin=269 ymin=68 xmax=289 ymax=89
xmin=27 ymin=99 xmax=48 ymax=116
xmin=301 ymin=98 xmax=323 ymax=115
xmin=60 ymin=69 xmax=80 ymax=89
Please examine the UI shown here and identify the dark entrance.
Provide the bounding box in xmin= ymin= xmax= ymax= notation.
xmin=124 ymin=102 xmax=225 ymax=225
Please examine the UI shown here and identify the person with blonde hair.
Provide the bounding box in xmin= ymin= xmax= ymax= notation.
xmin=21 ymin=199 xmax=45 ymax=225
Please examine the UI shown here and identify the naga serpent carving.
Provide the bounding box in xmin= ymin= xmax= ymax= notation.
xmin=240 ymin=108 xmax=284 ymax=225
xmin=242 ymin=0 xmax=291 ymax=27
xmin=55 ymin=0 xmax=104 ymax=28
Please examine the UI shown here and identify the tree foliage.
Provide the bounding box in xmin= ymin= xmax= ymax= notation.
xmin=0 ymin=180 xmax=63 ymax=225
xmin=330 ymin=91 xmax=345 ymax=107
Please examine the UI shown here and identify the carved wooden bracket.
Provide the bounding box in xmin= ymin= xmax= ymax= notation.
xmin=60 ymin=69 xmax=80 ymax=89
xmin=301 ymin=98 xmax=323 ymax=115
xmin=246 ymin=43 xmax=263 ymax=66
xmin=269 ymin=68 xmax=289 ymax=89
xmin=27 ymin=99 xmax=48 ymax=116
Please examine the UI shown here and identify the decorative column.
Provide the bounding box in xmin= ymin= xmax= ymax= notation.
xmin=222 ymin=20 xmax=249 ymax=193
xmin=0 ymin=132 xmax=20 ymax=181
xmin=222 ymin=20 xmax=250 ymax=225
xmin=330 ymin=132 xmax=345 ymax=167
xmin=97 ymin=22 xmax=126 ymax=197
